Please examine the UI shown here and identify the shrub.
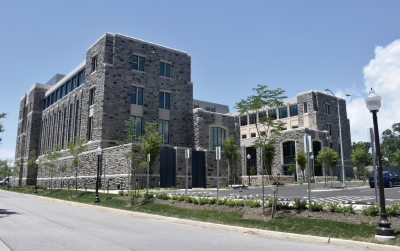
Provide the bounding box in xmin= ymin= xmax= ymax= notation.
xmin=308 ymin=201 xmax=324 ymax=212
xmin=247 ymin=199 xmax=262 ymax=208
xmin=250 ymin=167 xmax=257 ymax=175
xmin=37 ymin=185 xmax=47 ymax=189
xmin=266 ymin=198 xmax=274 ymax=208
xmin=293 ymin=199 xmax=307 ymax=210
xmin=361 ymin=204 xmax=380 ymax=216
xmin=192 ymin=197 xmax=199 ymax=204
xmin=118 ymin=190 xmax=125 ymax=196
xmin=156 ymin=193 xmax=169 ymax=200
xmin=170 ymin=194 xmax=179 ymax=200
xmin=387 ymin=203 xmax=400 ymax=216
xmin=199 ymin=197 xmax=210 ymax=205
xmin=209 ymin=198 xmax=217 ymax=205
xmin=226 ymin=198 xmax=236 ymax=207
xmin=143 ymin=193 xmax=154 ymax=200
xmin=326 ymin=201 xmax=341 ymax=212
xmin=216 ymin=199 xmax=225 ymax=205
xmin=184 ymin=196 xmax=193 ymax=203
xmin=236 ymin=200 xmax=245 ymax=207
xmin=276 ymin=201 xmax=291 ymax=210
xmin=342 ymin=204 xmax=355 ymax=214
xmin=177 ymin=195 xmax=185 ymax=201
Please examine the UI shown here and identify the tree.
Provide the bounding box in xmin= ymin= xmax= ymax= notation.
xmin=316 ymin=147 xmax=338 ymax=188
xmin=221 ymin=133 xmax=241 ymax=187
xmin=0 ymin=113 xmax=7 ymax=146
xmin=351 ymin=141 xmax=372 ymax=166
xmin=263 ymin=140 xmax=276 ymax=175
xmin=295 ymin=149 xmax=307 ymax=181
xmin=139 ymin=121 xmax=163 ymax=185
xmin=352 ymin=147 xmax=370 ymax=178
xmin=288 ymin=162 xmax=296 ymax=176
xmin=0 ymin=159 xmax=12 ymax=187
xmin=234 ymin=84 xmax=287 ymax=216
xmin=381 ymin=123 xmax=400 ymax=166
xmin=27 ymin=150 xmax=41 ymax=191
xmin=392 ymin=149 xmax=400 ymax=167
xmin=66 ymin=135 xmax=88 ymax=196
xmin=43 ymin=145 xmax=63 ymax=191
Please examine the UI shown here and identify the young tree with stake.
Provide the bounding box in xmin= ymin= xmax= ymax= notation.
xmin=65 ymin=135 xmax=88 ymax=196
xmin=221 ymin=133 xmax=241 ymax=187
xmin=43 ymin=145 xmax=63 ymax=191
xmin=316 ymin=147 xmax=338 ymax=188
xmin=295 ymin=149 xmax=307 ymax=181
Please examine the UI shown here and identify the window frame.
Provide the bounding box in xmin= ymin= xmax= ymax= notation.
xmin=210 ymin=126 xmax=226 ymax=150
xmin=92 ymin=55 xmax=98 ymax=73
xmin=290 ymin=104 xmax=298 ymax=117
xmin=326 ymin=123 xmax=332 ymax=135
xmin=279 ymin=106 xmax=288 ymax=119
xmin=130 ymin=115 xmax=143 ymax=141
xmin=89 ymin=87 xmax=95 ymax=106
xmin=325 ymin=104 xmax=330 ymax=115
xmin=132 ymin=55 xmax=145 ymax=72
xmin=304 ymin=102 xmax=308 ymax=113
xmin=160 ymin=61 xmax=171 ymax=78
xmin=159 ymin=91 xmax=170 ymax=110
xmin=158 ymin=119 xmax=170 ymax=144
xmin=131 ymin=86 xmax=144 ymax=105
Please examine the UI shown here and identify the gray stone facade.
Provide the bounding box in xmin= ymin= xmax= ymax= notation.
xmin=14 ymin=33 xmax=240 ymax=189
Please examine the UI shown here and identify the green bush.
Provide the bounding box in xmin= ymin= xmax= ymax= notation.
xmin=216 ymin=199 xmax=225 ymax=205
xmin=386 ymin=203 xmax=400 ymax=216
xmin=156 ymin=193 xmax=169 ymax=200
xmin=293 ymin=199 xmax=307 ymax=210
xmin=209 ymin=198 xmax=217 ymax=205
xmin=170 ymin=194 xmax=179 ymax=200
xmin=177 ymin=195 xmax=185 ymax=202
xmin=266 ymin=198 xmax=274 ymax=208
xmin=276 ymin=201 xmax=291 ymax=210
xmin=226 ymin=199 xmax=236 ymax=207
xmin=199 ymin=197 xmax=210 ymax=205
xmin=192 ymin=197 xmax=199 ymax=204
xmin=326 ymin=201 xmax=341 ymax=212
xmin=236 ymin=200 xmax=245 ymax=207
xmin=143 ymin=193 xmax=154 ymax=200
xmin=118 ymin=190 xmax=125 ymax=196
xmin=37 ymin=185 xmax=47 ymax=189
xmin=250 ymin=167 xmax=257 ymax=175
xmin=246 ymin=199 xmax=261 ymax=208
xmin=185 ymin=196 xmax=193 ymax=203
xmin=342 ymin=204 xmax=355 ymax=214
xmin=361 ymin=204 xmax=380 ymax=216
xmin=308 ymin=201 xmax=324 ymax=212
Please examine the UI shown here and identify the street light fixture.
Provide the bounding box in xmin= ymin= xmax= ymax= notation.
xmin=34 ymin=159 xmax=39 ymax=194
xmin=94 ymin=146 xmax=102 ymax=203
xmin=324 ymin=89 xmax=351 ymax=186
xmin=247 ymin=154 xmax=251 ymax=186
xmin=365 ymin=88 xmax=395 ymax=241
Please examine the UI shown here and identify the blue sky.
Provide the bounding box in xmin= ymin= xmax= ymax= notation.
xmin=1 ymin=0 xmax=400 ymax=159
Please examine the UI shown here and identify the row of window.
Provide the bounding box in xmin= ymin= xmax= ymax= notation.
xmin=43 ymin=69 xmax=85 ymax=110
xmin=131 ymin=87 xmax=170 ymax=110
xmin=240 ymin=103 xmax=300 ymax=126
xmin=130 ymin=54 xmax=172 ymax=77
xmin=41 ymin=100 xmax=80 ymax=154
xmin=324 ymin=104 xmax=339 ymax=115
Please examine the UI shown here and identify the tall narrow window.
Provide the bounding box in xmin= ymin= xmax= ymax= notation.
xmin=131 ymin=86 xmax=143 ymax=105
xmin=210 ymin=127 xmax=226 ymax=150
xmin=258 ymin=111 xmax=266 ymax=122
xmin=72 ymin=76 xmax=77 ymax=90
xmin=68 ymin=104 xmax=73 ymax=142
xmin=92 ymin=55 xmax=97 ymax=72
xmin=60 ymin=85 xmax=65 ymax=99
xmin=57 ymin=111 xmax=61 ymax=146
xmin=249 ymin=113 xmax=257 ymax=124
xmin=326 ymin=124 xmax=331 ymax=135
xmin=325 ymin=104 xmax=330 ymax=114
xmin=88 ymin=117 xmax=93 ymax=141
xmin=269 ymin=108 xmax=277 ymax=119
xmin=160 ymin=62 xmax=171 ymax=77
xmin=89 ymin=88 xmax=95 ymax=106
xmin=304 ymin=102 xmax=308 ymax=113
xmin=130 ymin=116 xmax=142 ymax=141
xmin=65 ymin=81 xmax=70 ymax=95
xmin=158 ymin=119 xmax=170 ymax=144
xmin=77 ymin=70 xmax=85 ymax=87
xmin=290 ymin=104 xmax=298 ymax=116
xmin=132 ymin=55 xmax=145 ymax=71
xmin=159 ymin=91 xmax=170 ymax=110
xmin=51 ymin=113 xmax=56 ymax=149
xmin=240 ymin=115 xmax=247 ymax=126
xmin=283 ymin=141 xmax=296 ymax=165
xmin=279 ymin=106 xmax=288 ymax=118
xmin=62 ymin=108 xmax=66 ymax=149
xmin=74 ymin=100 xmax=80 ymax=139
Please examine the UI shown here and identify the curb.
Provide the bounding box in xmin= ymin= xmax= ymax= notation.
xmin=5 ymin=190 xmax=400 ymax=251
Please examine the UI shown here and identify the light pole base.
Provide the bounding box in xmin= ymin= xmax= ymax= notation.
xmin=375 ymin=235 xmax=396 ymax=242
xmin=94 ymin=196 xmax=100 ymax=203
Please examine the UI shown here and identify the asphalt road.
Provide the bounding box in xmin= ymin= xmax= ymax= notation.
xmin=164 ymin=181 xmax=400 ymax=205
xmin=0 ymin=190 xmax=366 ymax=251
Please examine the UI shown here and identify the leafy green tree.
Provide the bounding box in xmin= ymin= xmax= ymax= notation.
xmin=221 ymin=133 xmax=241 ymax=187
xmin=263 ymin=140 xmax=276 ymax=175
xmin=234 ymin=84 xmax=287 ymax=214
xmin=351 ymin=141 xmax=372 ymax=166
xmin=316 ymin=147 xmax=338 ymax=187
xmin=43 ymin=145 xmax=63 ymax=191
xmin=288 ymin=162 xmax=296 ymax=176
xmin=392 ymin=149 xmax=400 ymax=167
xmin=352 ymin=147 xmax=370 ymax=178
xmin=381 ymin=123 xmax=400 ymax=166
xmin=295 ymin=149 xmax=307 ymax=181
xmin=27 ymin=150 xmax=41 ymax=190
xmin=66 ymin=135 xmax=88 ymax=195
xmin=0 ymin=159 xmax=13 ymax=187
xmin=13 ymin=160 xmax=22 ymax=186
xmin=0 ymin=113 xmax=7 ymax=146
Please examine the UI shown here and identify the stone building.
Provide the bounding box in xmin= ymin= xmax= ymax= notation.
xmin=231 ymin=91 xmax=354 ymax=183
xmin=14 ymin=33 xmax=240 ymax=189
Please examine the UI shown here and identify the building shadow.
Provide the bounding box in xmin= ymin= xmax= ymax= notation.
xmin=0 ymin=209 xmax=18 ymax=218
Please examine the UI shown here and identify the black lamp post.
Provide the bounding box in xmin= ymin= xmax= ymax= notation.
xmin=247 ymin=154 xmax=251 ymax=186
xmin=94 ymin=146 xmax=102 ymax=203
xmin=365 ymin=88 xmax=396 ymax=241
xmin=34 ymin=159 xmax=39 ymax=194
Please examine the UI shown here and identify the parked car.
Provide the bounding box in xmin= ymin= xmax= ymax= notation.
xmin=369 ymin=171 xmax=400 ymax=188
xmin=0 ymin=177 xmax=9 ymax=186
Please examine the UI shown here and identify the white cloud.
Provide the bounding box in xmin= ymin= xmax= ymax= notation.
xmin=346 ymin=39 xmax=400 ymax=143
xmin=0 ymin=148 xmax=15 ymax=160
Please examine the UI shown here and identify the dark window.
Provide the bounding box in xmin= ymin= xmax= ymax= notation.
xmin=249 ymin=113 xmax=257 ymax=124
xmin=77 ymin=70 xmax=85 ymax=87
xmin=210 ymin=127 xmax=226 ymax=150
xmin=325 ymin=104 xmax=330 ymax=114
xmin=326 ymin=124 xmax=331 ymax=135
xmin=292 ymin=126 xmax=298 ymax=129
xmin=206 ymin=107 xmax=211 ymax=111
xmin=283 ymin=141 xmax=295 ymax=165
xmin=258 ymin=111 xmax=266 ymax=121
xmin=89 ymin=88 xmax=95 ymax=106
xmin=68 ymin=104 xmax=73 ymax=142
xmin=246 ymin=147 xmax=257 ymax=175
xmin=60 ymin=85 xmax=65 ymax=98
xmin=42 ymin=99 xmax=46 ymax=110
xmin=138 ymin=87 xmax=143 ymax=105
xmin=160 ymin=62 xmax=171 ymax=77
xmin=159 ymin=91 xmax=170 ymax=110
xmin=57 ymin=111 xmax=61 ymax=146
xmin=158 ymin=119 xmax=169 ymax=144
xmin=72 ymin=77 xmax=77 ymax=90
xmin=269 ymin=108 xmax=277 ymax=119
xmin=92 ymin=55 xmax=97 ymax=72
xmin=240 ymin=115 xmax=247 ymax=126
xmin=211 ymin=108 xmax=216 ymax=112
xmin=130 ymin=116 xmax=142 ymax=141
xmin=74 ymin=100 xmax=79 ymax=139
xmin=131 ymin=87 xmax=137 ymax=104
xmin=62 ymin=108 xmax=66 ymax=149
xmin=132 ymin=55 xmax=145 ymax=71
xmin=66 ymin=81 xmax=70 ymax=95
xmin=194 ymin=104 xmax=199 ymax=109
xmin=304 ymin=102 xmax=308 ymax=113
xmin=88 ymin=117 xmax=93 ymax=141
xmin=251 ymin=133 xmax=256 ymax=138
xmin=279 ymin=106 xmax=288 ymax=118
xmin=290 ymin=104 xmax=298 ymax=116
xmin=242 ymin=134 xmax=247 ymax=139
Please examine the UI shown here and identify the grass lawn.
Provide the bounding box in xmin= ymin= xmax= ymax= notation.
xmin=3 ymin=187 xmax=400 ymax=246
